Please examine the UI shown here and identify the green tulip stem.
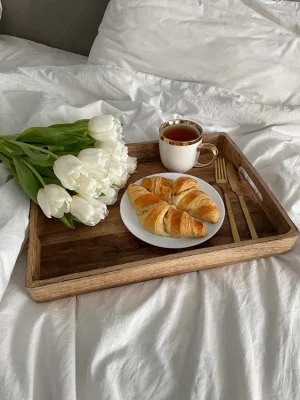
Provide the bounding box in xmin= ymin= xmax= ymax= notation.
xmin=2 ymin=139 xmax=59 ymax=159
xmin=0 ymin=135 xmax=18 ymax=141
xmin=22 ymin=159 xmax=46 ymax=187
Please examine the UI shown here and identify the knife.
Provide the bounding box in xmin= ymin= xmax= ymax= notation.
xmin=227 ymin=162 xmax=258 ymax=240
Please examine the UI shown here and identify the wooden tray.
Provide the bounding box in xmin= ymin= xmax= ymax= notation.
xmin=26 ymin=133 xmax=299 ymax=302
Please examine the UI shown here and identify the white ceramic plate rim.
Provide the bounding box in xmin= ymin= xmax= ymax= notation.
xmin=120 ymin=172 xmax=225 ymax=249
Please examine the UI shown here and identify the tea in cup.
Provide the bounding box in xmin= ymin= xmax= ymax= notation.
xmin=159 ymin=120 xmax=218 ymax=173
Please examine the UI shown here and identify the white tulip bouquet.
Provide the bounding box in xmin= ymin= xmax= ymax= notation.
xmin=0 ymin=115 xmax=137 ymax=228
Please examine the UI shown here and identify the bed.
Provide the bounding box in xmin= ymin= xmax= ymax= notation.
xmin=0 ymin=1 xmax=300 ymax=399
xmin=0 ymin=35 xmax=87 ymax=72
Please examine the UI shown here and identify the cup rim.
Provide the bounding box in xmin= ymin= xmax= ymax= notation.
xmin=159 ymin=119 xmax=203 ymax=146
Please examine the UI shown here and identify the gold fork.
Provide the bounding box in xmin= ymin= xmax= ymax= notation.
xmin=215 ymin=158 xmax=241 ymax=243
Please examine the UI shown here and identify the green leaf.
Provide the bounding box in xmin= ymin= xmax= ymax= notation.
xmin=3 ymin=142 xmax=25 ymax=155
xmin=71 ymin=216 xmax=81 ymax=223
xmin=0 ymin=153 xmax=20 ymax=183
xmin=33 ymin=166 xmax=61 ymax=185
xmin=33 ymin=166 xmax=56 ymax=179
xmin=16 ymin=127 xmax=62 ymax=143
xmin=0 ymin=134 xmax=19 ymax=141
xmin=10 ymin=166 xmax=20 ymax=184
xmin=16 ymin=120 xmax=91 ymax=146
xmin=13 ymin=157 xmax=40 ymax=203
xmin=10 ymin=165 xmax=20 ymax=184
xmin=55 ymin=152 xmax=80 ymax=157
xmin=16 ymin=128 xmax=84 ymax=145
xmin=44 ymin=145 xmax=65 ymax=152
xmin=65 ymin=213 xmax=76 ymax=227
xmin=43 ymin=177 xmax=62 ymax=186
xmin=0 ymin=152 xmax=12 ymax=169
xmin=0 ymin=140 xmax=24 ymax=157
xmin=49 ymin=119 xmax=89 ymax=132
xmin=19 ymin=144 xmax=49 ymax=160
xmin=61 ymin=138 xmax=95 ymax=150
xmin=60 ymin=214 xmax=75 ymax=229
xmin=26 ymin=157 xmax=55 ymax=167
xmin=2 ymin=145 xmax=13 ymax=154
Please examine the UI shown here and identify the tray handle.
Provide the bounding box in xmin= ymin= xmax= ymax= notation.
xmin=223 ymin=134 xmax=295 ymax=235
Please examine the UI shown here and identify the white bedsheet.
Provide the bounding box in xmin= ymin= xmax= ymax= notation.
xmin=89 ymin=0 xmax=300 ymax=106
xmin=0 ymin=63 xmax=299 ymax=399
xmin=0 ymin=35 xmax=86 ymax=72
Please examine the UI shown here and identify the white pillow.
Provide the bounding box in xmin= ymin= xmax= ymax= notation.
xmin=88 ymin=0 xmax=300 ymax=106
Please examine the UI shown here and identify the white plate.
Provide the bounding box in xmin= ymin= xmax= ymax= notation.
xmin=120 ymin=172 xmax=225 ymax=249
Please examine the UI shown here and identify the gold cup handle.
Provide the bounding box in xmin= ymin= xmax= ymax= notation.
xmin=195 ymin=143 xmax=218 ymax=168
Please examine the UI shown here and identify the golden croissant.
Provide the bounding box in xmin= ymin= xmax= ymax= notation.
xmin=127 ymin=184 xmax=207 ymax=237
xmin=141 ymin=176 xmax=220 ymax=223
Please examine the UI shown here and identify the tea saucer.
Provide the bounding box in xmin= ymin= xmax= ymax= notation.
xmin=120 ymin=172 xmax=225 ymax=249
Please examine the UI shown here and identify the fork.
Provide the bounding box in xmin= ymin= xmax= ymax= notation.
xmin=215 ymin=158 xmax=241 ymax=243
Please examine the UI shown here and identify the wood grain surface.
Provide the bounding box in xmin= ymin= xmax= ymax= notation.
xmin=26 ymin=133 xmax=299 ymax=302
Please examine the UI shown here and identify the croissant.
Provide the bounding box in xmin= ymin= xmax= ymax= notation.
xmin=128 ymin=184 xmax=207 ymax=237
xmin=141 ymin=176 xmax=220 ymax=223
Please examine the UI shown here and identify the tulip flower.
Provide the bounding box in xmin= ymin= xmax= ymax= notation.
xmin=37 ymin=184 xmax=72 ymax=218
xmin=95 ymin=139 xmax=128 ymax=162
xmin=77 ymin=148 xmax=111 ymax=170
xmin=100 ymin=187 xmax=118 ymax=205
xmin=70 ymin=195 xmax=108 ymax=226
xmin=0 ymin=115 xmax=138 ymax=228
xmin=88 ymin=115 xmax=123 ymax=142
xmin=127 ymin=156 xmax=137 ymax=174
xmin=77 ymin=148 xmax=113 ymax=194
xmin=108 ymin=162 xmax=129 ymax=188
xmin=53 ymin=154 xmax=102 ymax=198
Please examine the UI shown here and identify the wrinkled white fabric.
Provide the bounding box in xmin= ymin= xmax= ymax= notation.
xmin=0 ymin=35 xmax=86 ymax=73
xmin=89 ymin=0 xmax=300 ymax=106
xmin=0 ymin=63 xmax=300 ymax=399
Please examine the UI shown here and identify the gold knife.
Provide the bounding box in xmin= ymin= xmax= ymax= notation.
xmin=227 ymin=162 xmax=258 ymax=240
